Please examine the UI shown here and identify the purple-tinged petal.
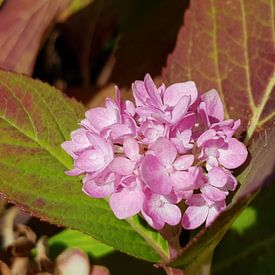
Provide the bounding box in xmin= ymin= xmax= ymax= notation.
xmin=205 ymin=201 xmax=226 ymax=227
xmin=110 ymin=157 xmax=135 ymax=175
xmin=190 ymin=167 xmax=207 ymax=189
xmin=82 ymin=172 xmax=115 ymax=198
xmin=125 ymin=100 xmax=135 ymax=116
xmin=132 ymin=81 xmax=148 ymax=107
xmin=173 ymin=155 xmax=194 ymax=170
xmin=109 ymin=123 xmax=135 ymax=141
xmin=171 ymin=171 xmax=195 ymax=191
xmin=198 ymin=101 xmax=210 ymax=127
xmin=218 ymin=138 xmax=248 ymax=169
xmin=85 ymin=107 xmax=117 ymax=132
xmin=140 ymin=155 xmax=172 ymax=195
xmin=172 ymin=113 xmax=196 ymax=134
xmin=110 ymin=180 xmax=144 ymax=219
xmin=152 ymin=137 xmax=177 ymax=168
xmin=227 ymin=173 xmax=238 ymax=191
xmin=201 ymin=89 xmax=224 ymax=123
xmin=123 ymin=137 xmax=139 ymax=161
xmin=170 ymin=95 xmax=190 ymax=124
xmin=75 ymin=149 xmax=106 ymax=172
xmin=144 ymin=74 xmax=162 ymax=108
xmin=160 ymin=203 xmax=182 ymax=226
xmin=143 ymin=193 xmax=181 ymax=230
xmin=182 ymin=205 xmax=209 ymax=230
xmin=205 ymin=206 xmax=219 ymax=227
xmin=164 ymin=81 xmax=198 ymax=106
xmin=61 ymin=128 xmax=91 ymax=158
xmin=201 ymin=185 xmax=227 ymax=202
xmin=66 ymin=167 xmax=83 ymax=176
xmin=197 ymin=129 xmax=217 ymax=147
xmin=186 ymin=193 xmax=206 ymax=206
xmin=208 ymin=167 xmax=228 ymax=187
xmin=86 ymin=132 xmax=113 ymax=159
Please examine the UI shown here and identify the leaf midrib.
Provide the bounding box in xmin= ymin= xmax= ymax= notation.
xmin=246 ymin=74 xmax=275 ymax=142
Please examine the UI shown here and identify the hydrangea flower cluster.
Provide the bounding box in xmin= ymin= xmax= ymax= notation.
xmin=62 ymin=74 xmax=248 ymax=230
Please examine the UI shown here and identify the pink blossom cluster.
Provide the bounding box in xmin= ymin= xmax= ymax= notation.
xmin=62 ymin=74 xmax=248 ymax=230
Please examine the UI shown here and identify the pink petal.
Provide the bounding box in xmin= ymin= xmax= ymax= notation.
xmin=86 ymin=133 xmax=113 ymax=159
xmin=208 ymin=167 xmax=228 ymax=187
xmin=85 ymin=107 xmax=117 ymax=132
xmin=109 ymin=123 xmax=133 ymax=140
xmin=61 ymin=129 xmax=91 ymax=158
xmin=197 ymin=129 xmax=216 ymax=147
xmin=218 ymin=138 xmax=248 ymax=169
xmin=201 ymin=185 xmax=227 ymax=202
xmin=132 ymin=81 xmax=148 ymax=107
xmin=173 ymin=155 xmax=194 ymax=170
xmin=161 ymin=203 xmax=182 ymax=226
xmin=110 ymin=157 xmax=135 ymax=175
xmin=227 ymin=173 xmax=238 ymax=191
xmin=205 ymin=201 xmax=225 ymax=227
xmin=198 ymin=102 xmax=210 ymax=127
xmin=125 ymin=100 xmax=135 ymax=116
xmin=143 ymin=193 xmax=181 ymax=230
xmin=152 ymin=137 xmax=177 ymax=168
xmin=182 ymin=205 xmax=209 ymax=230
xmin=66 ymin=167 xmax=83 ymax=176
xmin=186 ymin=194 xmax=206 ymax=206
xmin=144 ymin=74 xmax=162 ymax=108
xmin=201 ymin=89 xmax=224 ymax=123
xmin=164 ymin=81 xmax=198 ymax=106
xmin=82 ymin=175 xmax=115 ymax=198
xmin=110 ymin=182 xmax=144 ymax=219
xmin=75 ymin=149 xmax=106 ymax=172
xmin=170 ymin=95 xmax=191 ymax=124
xmin=123 ymin=137 xmax=139 ymax=161
xmin=140 ymin=155 xmax=172 ymax=195
xmin=171 ymin=171 xmax=195 ymax=191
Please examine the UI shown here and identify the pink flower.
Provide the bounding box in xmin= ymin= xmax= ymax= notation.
xmin=139 ymin=119 xmax=168 ymax=145
xmin=110 ymin=176 xmax=144 ymax=219
xmin=82 ymin=87 xmax=137 ymax=142
xmin=182 ymin=194 xmax=226 ymax=230
xmin=140 ymin=137 xmax=194 ymax=195
xmin=133 ymin=74 xmax=198 ymax=125
xmin=198 ymin=130 xmax=248 ymax=170
xmin=200 ymin=167 xmax=229 ymax=202
xmin=61 ymin=128 xmax=91 ymax=159
xmin=110 ymin=137 xmax=141 ymax=176
xmin=142 ymin=190 xmax=181 ymax=230
xmin=62 ymin=74 xmax=248 ymax=233
xmin=82 ymin=168 xmax=116 ymax=198
xmin=198 ymin=89 xmax=224 ymax=126
xmin=65 ymin=133 xmax=113 ymax=176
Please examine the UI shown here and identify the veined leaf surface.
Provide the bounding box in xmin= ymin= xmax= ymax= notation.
xmin=163 ymin=0 xmax=275 ymax=140
xmin=0 ymin=70 xmax=169 ymax=263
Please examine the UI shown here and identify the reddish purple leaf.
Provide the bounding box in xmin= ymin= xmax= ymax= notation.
xmin=163 ymin=0 xmax=275 ymax=140
xmin=0 ymin=0 xmax=70 ymax=75
xmin=162 ymin=0 xmax=275 ymax=269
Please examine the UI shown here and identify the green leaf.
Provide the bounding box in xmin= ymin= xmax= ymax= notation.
xmin=168 ymin=125 xmax=275 ymax=269
xmin=212 ymin=180 xmax=275 ymax=274
xmin=48 ymin=229 xmax=114 ymax=259
xmin=0 ymin=70 xmax=169 ymax=263
xmin=163 ymin=0 xmax=275 ymax=141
